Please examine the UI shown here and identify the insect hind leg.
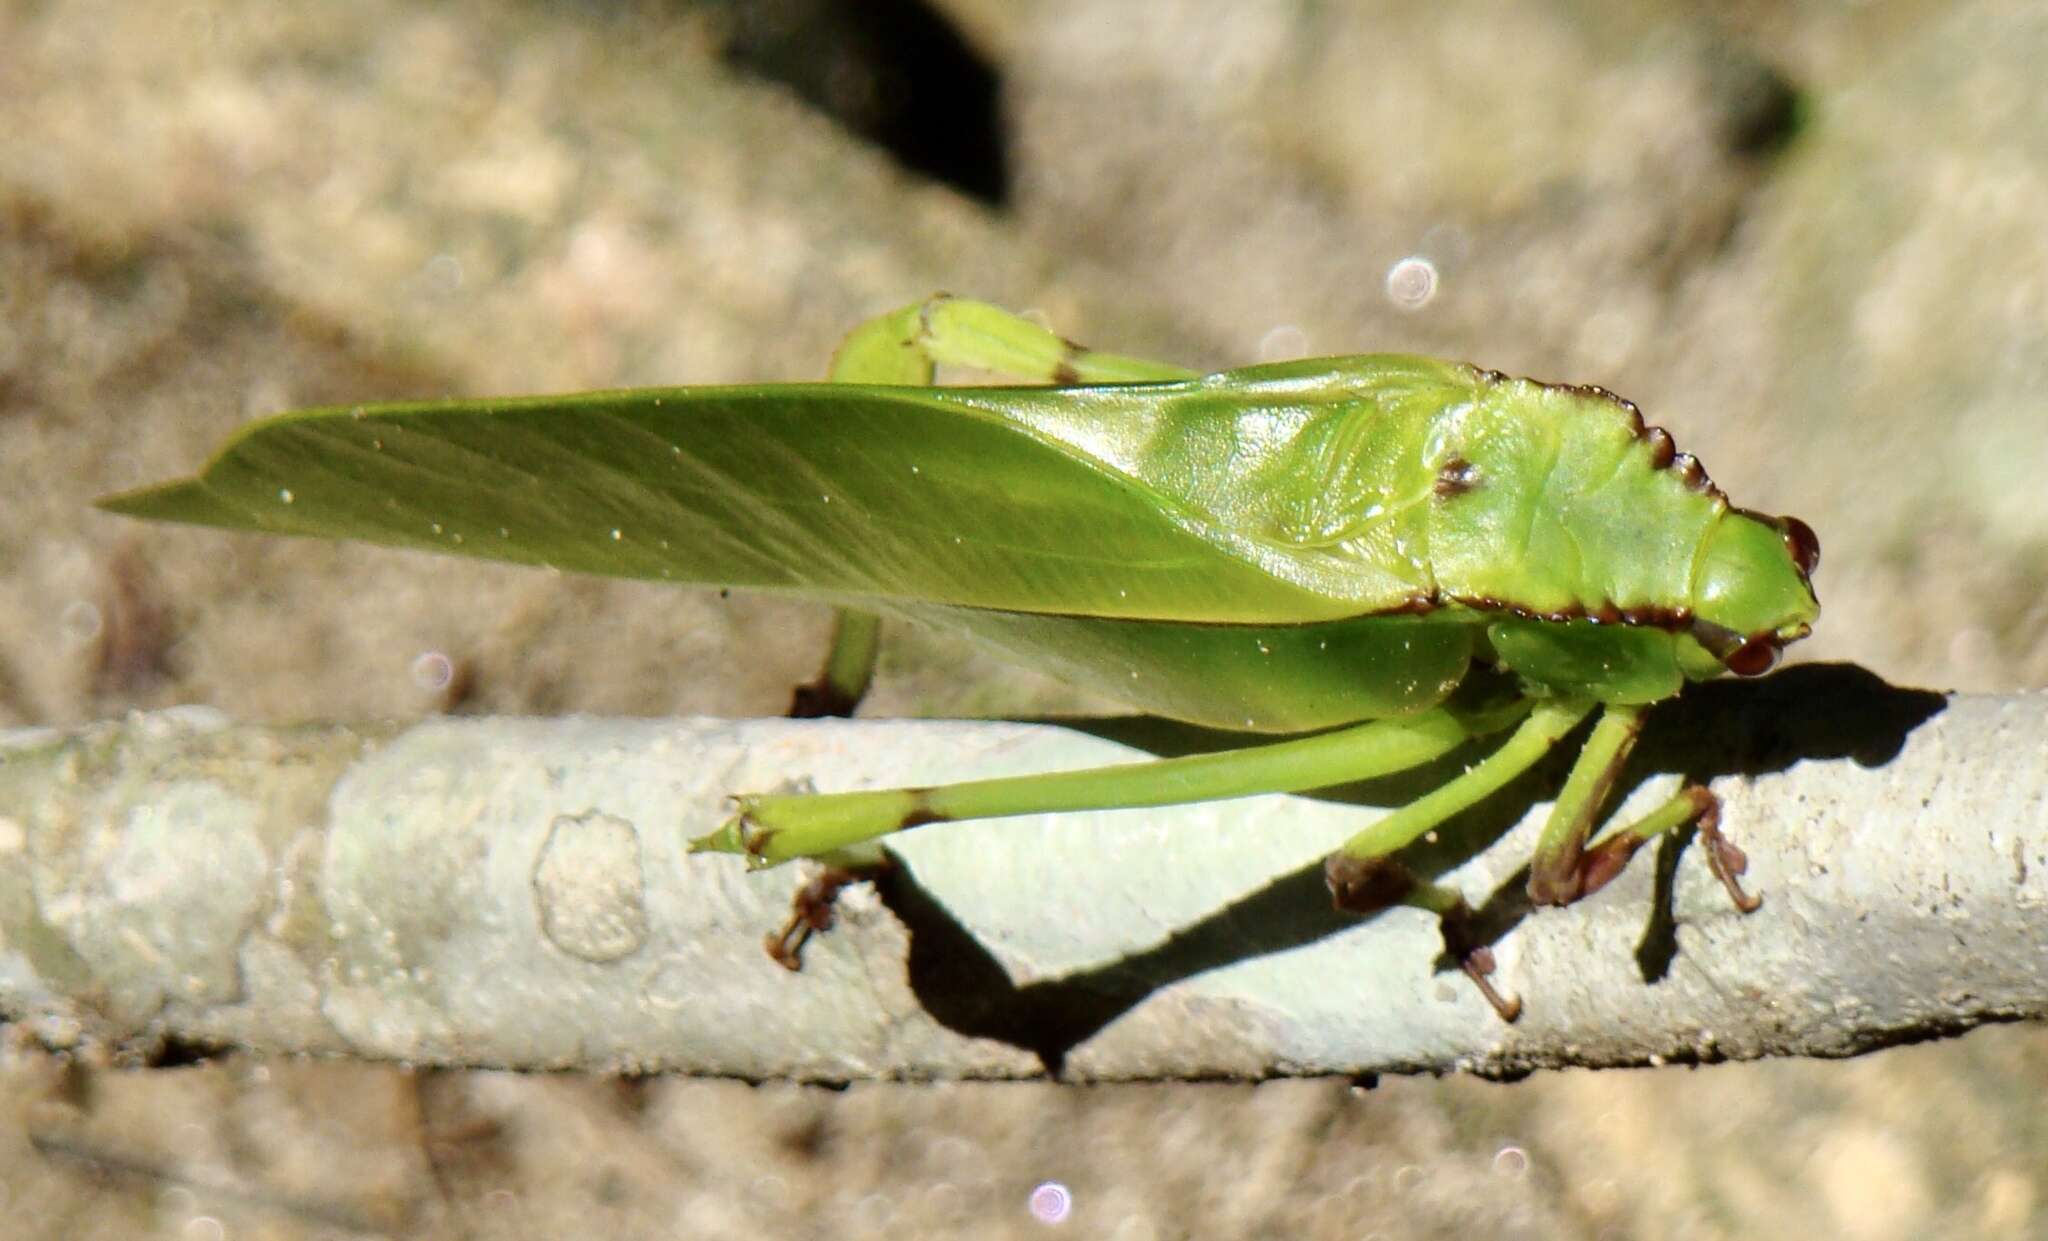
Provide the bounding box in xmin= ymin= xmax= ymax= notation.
xmin=717 ymin=707 xmax=1519 ymax=973
xmin=789 ymin=298 xmax=1196 ymax=717
xmin=831 ymin=295 xmax=1198 ymax=387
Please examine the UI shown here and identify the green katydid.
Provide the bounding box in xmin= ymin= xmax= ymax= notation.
xmin=97 ymin=296 xmax=1819 ymax=1021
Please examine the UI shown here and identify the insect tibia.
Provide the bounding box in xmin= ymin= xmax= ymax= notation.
xmin=685 ymin=812 xmax=759 ymax=859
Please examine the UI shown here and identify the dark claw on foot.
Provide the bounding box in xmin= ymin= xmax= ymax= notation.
xmin=1440 ymin=899 xmax=1522 ymax=1023
xmin=764 ymin=867 xmax=869 ymax=970
xmin=764 ymin=927 xmax=808 ymax=971
xmin=1458 ymin=946 xmax=1523 ymax=1023
xmin=1327 ymin=852 xmax=1521 ymax=1022
xmin=1696 ymin=800 xmax=1762 ymax=913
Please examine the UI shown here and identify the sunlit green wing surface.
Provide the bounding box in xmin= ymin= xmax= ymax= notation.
xmin=98 ymin=360 xmax=1482 ymax=626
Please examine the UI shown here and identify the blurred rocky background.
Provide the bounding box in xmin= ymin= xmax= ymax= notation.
xmin=2 ymin=0 xmax=2044 ymax=1236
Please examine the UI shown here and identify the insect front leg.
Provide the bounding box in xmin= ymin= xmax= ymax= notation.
xmin=787 ymin=610 xmax=881 ymax=719
xmin=788 ymin=296 xmax=1199 ymax=717
xmin=1525 ymin=704 xmax=1760 ymax=912
xmin=1323 ymin=699 xmax=1595 ymax=1021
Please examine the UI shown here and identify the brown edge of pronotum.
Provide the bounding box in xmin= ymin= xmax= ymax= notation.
xmin=1442 ymin=369 xmax=1821 ymax=676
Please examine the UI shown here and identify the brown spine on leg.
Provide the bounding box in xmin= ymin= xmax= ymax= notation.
xmin=1575 ymin=834 xmax=1649 ymax=900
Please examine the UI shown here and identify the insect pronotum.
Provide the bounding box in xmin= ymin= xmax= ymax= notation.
xmin=99 ymin=296 xmax=1819 ymax=1021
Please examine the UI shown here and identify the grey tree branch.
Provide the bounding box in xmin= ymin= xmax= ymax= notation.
xmin=0 ymin=665 xmax=2040 ymax=1081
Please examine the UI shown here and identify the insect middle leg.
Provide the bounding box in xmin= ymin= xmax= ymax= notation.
xmin=789 ymin=296 xmax=1198 ymax=717
xmin=1322 ymin=699 xmax=1596 ymax=1020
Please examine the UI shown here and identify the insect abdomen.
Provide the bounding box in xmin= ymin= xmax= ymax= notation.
xmin=889 ymin=604 xmax=1480 ymax=732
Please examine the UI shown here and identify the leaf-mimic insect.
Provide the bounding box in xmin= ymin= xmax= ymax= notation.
xmin=99 ymin=296 xmax=1820 ymax=1019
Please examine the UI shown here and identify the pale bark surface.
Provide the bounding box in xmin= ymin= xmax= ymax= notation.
xmin=4 ymin=667 xmax=2036 ymax=1081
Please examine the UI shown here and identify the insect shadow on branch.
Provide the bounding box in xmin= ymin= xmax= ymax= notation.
xmin=879 ymin=664 xmax=1941 ymax=1073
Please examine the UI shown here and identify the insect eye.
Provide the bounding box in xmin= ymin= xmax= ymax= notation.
xmin=1725 ymin=636 xmax=1780 ymax=677
xmin=1778 ymin=516 xmax=1821 ymax=578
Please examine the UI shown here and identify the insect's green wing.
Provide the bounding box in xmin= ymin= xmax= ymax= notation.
xmin=939 ymin=354 xmax=1484 ymax=611
xmin=98 ymin=361 xmax=1479 ymax=626
xmin=96 ymin=385 xmax=1329 ymax=622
